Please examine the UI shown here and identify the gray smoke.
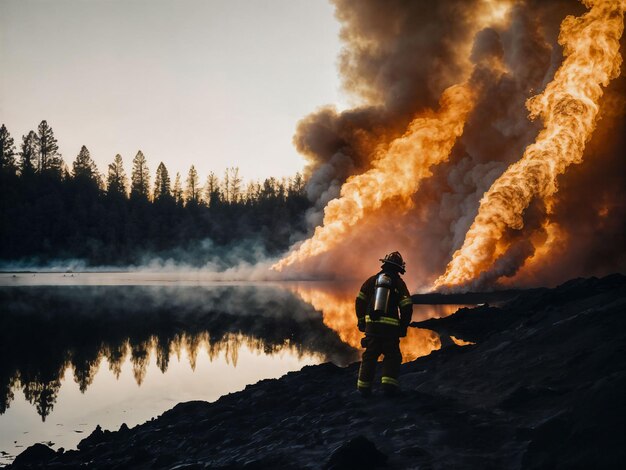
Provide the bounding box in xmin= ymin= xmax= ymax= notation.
xmin=296 ymin=0 xmax=484 ymax=226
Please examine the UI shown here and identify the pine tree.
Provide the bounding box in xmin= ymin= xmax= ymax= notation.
xmin=185 ymin=165 xmax=200 ymax=205
xmin=37 ymin=120 xmax=62 ymax=173
xmin=173 ymin=172 xmax=183 ymax=205
xmin=19 ymin=131 xmax=38 ymax=176
xmin=72 ymin=145 xmax=101 ymax=186
xmin=222 ymin=169 xmax=230 ymax=203
xmin=228 ymin=167 xmax=242 ymax=203
xmin=106 ymin=154 xmax=128 ymax=198
xmin=261 ymin=177 xmax=278 ymax=199
xmin=204 ymin=171 xmax=220 ymax=206
xmin=244 ymin=181 xmax=260 ymax=203
xmin=277 ymin=178 xmax=287 ymax=200
xmin=0 ymin=124 xmax=17 ymax=174
xmin=154 ymin=162 xmax=172 ymax=201
xmin=130 ymin=150 xmax=150 ymax=199
xmin=289 ymin=172 xmax=305 ymax=196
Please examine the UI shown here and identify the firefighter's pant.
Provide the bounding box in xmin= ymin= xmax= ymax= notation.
xmin=357 ymin=336 xmax=401 ymax=391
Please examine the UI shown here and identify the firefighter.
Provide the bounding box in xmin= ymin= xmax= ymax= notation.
xmin=355 ymin=251 xmax=413 ymax=397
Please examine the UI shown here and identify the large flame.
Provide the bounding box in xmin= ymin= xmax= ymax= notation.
xmin=273 ymin=83 xmax=476 ymax=272
xmin=435 ymin=0 xmax=625 ymax=289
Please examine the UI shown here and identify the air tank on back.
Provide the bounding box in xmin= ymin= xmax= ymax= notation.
xmin=373 ymin=273 xmax=393 ymax=315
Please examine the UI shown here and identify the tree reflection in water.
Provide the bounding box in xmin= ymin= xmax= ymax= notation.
xmin=1 ymin=282 xmax=464 ymax=421
xmin=0 ymin=285 xmax=358 ymax=420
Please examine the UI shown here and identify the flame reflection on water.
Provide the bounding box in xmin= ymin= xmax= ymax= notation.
xmin=288 ymin=282 xmax=472 ymax=363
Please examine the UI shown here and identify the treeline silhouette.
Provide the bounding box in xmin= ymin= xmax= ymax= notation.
xmin=0 ymin=121 xmax=310 ymax=266
xmin=0 ymin=285 xmax=358 ymax=419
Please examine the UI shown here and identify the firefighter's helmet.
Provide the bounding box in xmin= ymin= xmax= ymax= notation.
xmin=380 ymin=251 xmax=406 ymax=274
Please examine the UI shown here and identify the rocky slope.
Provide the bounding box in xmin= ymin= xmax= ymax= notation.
xmin=8 ymin=274 xmax=626 ymax=469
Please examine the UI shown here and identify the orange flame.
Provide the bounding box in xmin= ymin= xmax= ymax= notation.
xmin=273 ymin=83 xmax=476 ymax=271
xmin=435 ymin=0 xmax=625 ymax=289
xmin=289 ymin=283 xmax=441 ymax=362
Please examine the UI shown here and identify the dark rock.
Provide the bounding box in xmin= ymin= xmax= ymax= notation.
xmin=251 ymin=389 xmax=267 ymax=400
xmin=169 ymin=464 xmax=203 ymax=470
xmin=499 ymin=385 xmax=565 ymax=411
xmin=77 ymin=424 xmax=109 ymax=451
xmin=152 ymin=453 xmax=177 ymax=468
xmin=127 ymin=445 xmax=152 ymax=465
xmin=11 ymin=443 xmax=55 ymax=467
xmin=324 ymin=435 xmax=388 ymax=469
xmin=241 ymin=453 xmax=300 ymax=469
xmin=397 ymin=445 xmax=432 ymax=459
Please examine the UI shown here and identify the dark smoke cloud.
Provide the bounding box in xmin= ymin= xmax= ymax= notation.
xmin=296 ymin=0 xmax=483 ymax=223
xmin=333 ymin=0 xmax=490 ymax=111
xmin=294 ymin=107 xmax=389 ymax=226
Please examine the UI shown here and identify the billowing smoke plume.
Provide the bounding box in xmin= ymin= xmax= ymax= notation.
xmin=295 ymin=0 xmax=488 ymax=226
xmin=276 ymin=0 xmax=625 ymax=291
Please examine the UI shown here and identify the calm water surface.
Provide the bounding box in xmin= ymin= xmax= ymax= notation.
xmin=0 ymin=273 xmax=472 ymax=465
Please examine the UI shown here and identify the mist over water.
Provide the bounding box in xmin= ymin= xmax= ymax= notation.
xmin=0 ymin=237 xmax=290 ymax=282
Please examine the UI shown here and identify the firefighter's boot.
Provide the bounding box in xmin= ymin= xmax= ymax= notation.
xmin=381 ymin=338 xmax=401 ymax=397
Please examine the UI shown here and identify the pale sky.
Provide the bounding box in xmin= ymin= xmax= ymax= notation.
xmin=0 ymin=0 xmax=344 ymax=183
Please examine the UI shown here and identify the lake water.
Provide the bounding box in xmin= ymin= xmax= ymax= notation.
xmin=0 ymin=273 xmax=472 ymax=465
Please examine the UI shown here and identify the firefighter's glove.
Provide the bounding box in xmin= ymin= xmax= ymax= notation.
xmin=357 ymin=318 xmax=366 ymax=332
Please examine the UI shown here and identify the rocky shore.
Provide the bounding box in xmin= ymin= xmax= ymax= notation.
xmin=7 ymin=274 xmax=626 ymax=469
